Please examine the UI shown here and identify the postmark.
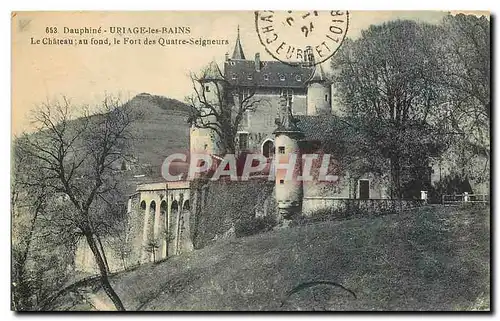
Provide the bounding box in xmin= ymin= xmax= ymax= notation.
xmin=255 ymin=10 xmax=349 ymax=65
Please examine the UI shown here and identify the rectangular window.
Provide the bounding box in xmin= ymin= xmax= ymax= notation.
xmin=242 ymin=88 xmax=252 ymax=100
xmin=205 ymin=85 xmax=210 ymax=92
xmin=325 ymin=94 xmax=328 ymax=102
xmin=359 ymin=180 xmax=370 ymax=200
xmin=279 ymin=179 xmax=285 ymax=185
xmin=280 ymin=88 xmax=294 ymax=102
xmin=238 ymin=133 xmax=249 ymax=150
xmin=278 ymin=146 xmax=285 ymax=154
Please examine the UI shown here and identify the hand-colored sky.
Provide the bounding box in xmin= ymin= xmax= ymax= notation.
xmin=11 ymin=10 xmax=487 ymax=135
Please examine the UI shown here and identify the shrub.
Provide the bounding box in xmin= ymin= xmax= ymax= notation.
xmin=235 ymin=216 xmax=277 ymax=238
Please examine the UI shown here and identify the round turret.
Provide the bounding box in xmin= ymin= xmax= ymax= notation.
xmin=274 ymin=96 xmax=304 ymax=219
xmin=275 ymin=132 xmax=303 ymax=219
xmin=306 ymin=64 xmax=332 ymax=115
xmin=190 ymin=60 xmax=227 ymax=156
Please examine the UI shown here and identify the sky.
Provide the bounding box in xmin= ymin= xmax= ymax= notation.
xmin=11 ymin=10 xmax=486 ymax=135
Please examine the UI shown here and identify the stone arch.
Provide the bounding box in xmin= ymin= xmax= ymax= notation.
xmin=179 ymin=198 xmax=194 ymax=253
xmin=183 ymin=200 xmax=190 ymax=211
xmin=262 ymin=139 xmax=275 ymax=158
xmin=171 ymin=199 xmax=179 ymax=211
xmin=170 ymin=200 xmax=179 ymax=255
xmin=159 ymin=200 xmax=168 ymax=259
xmin=147 ymin=201 xmax=156 ymax=242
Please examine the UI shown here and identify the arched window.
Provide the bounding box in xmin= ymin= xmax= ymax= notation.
xmin=183 ymin=200 xmax=190 ymax=211
xmin=262 ymin=139 xmax=275 ymax=158
xmin=171 ymin=200 xmax=179 ymax=212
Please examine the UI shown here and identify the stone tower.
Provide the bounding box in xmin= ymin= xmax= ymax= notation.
xmin=274 ymin=94 xmax=304 ymax=219
xmin=189 ymin=60 xmax=227 ymax=156
xmin=306 ymin=63 xmax=332 ymax=115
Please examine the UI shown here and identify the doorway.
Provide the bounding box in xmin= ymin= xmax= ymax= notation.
xmin=359 ymin=180 xmax=370 ymax=199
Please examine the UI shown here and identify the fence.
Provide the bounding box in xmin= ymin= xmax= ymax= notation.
xmin=442 ymin=193 xmax=490 ymax=205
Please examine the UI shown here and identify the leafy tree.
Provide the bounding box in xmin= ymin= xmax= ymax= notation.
xmin=144 ymin=238 xmax=160 ymax=263
xmin=435 ymin=14 xmax=490 ymax=186
xmin=11 ymin=138 xmax=50 ymax=310
xmin=331 ymin=20 xmax=450 ymax=199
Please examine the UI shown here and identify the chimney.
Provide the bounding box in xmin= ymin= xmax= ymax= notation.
xmin=255 ymin=53 xmax=261 ymax=72
xmin=304 ymin=46 xmax=315 ymax=66
xmin=225 ymin=52 xmax=229 ymax=61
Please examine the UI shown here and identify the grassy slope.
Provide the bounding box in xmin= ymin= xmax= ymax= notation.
xmin=126 ymin=94 xmax=190 ymax=179
xmin=108 ymin=94 xmax=191 ymax=195
xmin=60 ymin=205 xmax=490 ymax=311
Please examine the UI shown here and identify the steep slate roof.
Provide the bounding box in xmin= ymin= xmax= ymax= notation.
xmin=231 ymin=26 xmax=246 ymax=60
xmin=199 ymin=60 xmax=225 ymax=82
xmin=224 ymin=60 xmax=314 ymax=88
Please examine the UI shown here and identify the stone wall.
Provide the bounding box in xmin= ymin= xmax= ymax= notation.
xmin=191 ymin=178 xmax=277 ymax=248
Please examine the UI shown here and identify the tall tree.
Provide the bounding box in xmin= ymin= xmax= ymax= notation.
xmin=331 ymin=20 xmax=449 ymax=198
xmin=18 ymin=96 xmax=140 ymax=310
xmin=435 ymin=14 xmax=490 ymax=186
xmin=11 ymin=137 xmax=53 ymax=310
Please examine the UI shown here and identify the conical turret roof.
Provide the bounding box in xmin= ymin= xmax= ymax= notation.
xmin=231 ymin=26 xmax=246 ymax=60
xmin=306 ymin=63 xmax=330 ymax=84
xmin=199 ymin=60 xmax=225 ymax=81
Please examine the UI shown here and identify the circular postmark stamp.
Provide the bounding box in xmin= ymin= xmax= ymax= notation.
xmin=255 ymin=10 xmax=349 ymax=65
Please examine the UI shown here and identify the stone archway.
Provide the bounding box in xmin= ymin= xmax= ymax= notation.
xmin=146 ymin=200 xmax=156 ymax=261
xmin=159 ymin=200 xmax=168 ymax=259
xmin=178 ymin=200 xmax=194 ymax=253
xmin=169 ymin=200 xmax=179 ymax=255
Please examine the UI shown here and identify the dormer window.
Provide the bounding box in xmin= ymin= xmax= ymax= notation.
xmin=279 ymin=74 xmax=285 ymax=81
xmin=295 ymin=75 xmax=302 ymax=82
xmin=232 ymin=73 xmax=237 ymax=80
xmin=263 ymin=74 xmax=269 ymax=81
xmin=247 ymin=74 xmax=253 ymax=80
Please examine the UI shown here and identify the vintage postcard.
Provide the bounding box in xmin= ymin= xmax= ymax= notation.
xmin=11 ymin=11 xmax=490 ymax=311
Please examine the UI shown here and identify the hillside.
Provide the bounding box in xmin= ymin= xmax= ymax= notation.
xmin=14 ymin=93 xmax=191 ymax=195
xmin=112 ymin=93 xmax=191 ymax=194
xmin=126 ymin=94 xmax=190 ymax=177
xmin=54 ymin=205 xmax=490 ymax=311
